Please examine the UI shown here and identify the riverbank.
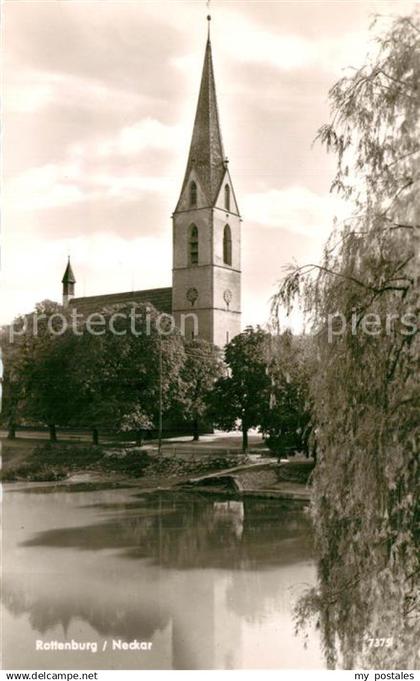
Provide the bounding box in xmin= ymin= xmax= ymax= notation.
xmin=0 ymin=439 xmax=247 ymax=482
xmin=0 ymin=438 xmax=313 ymax=501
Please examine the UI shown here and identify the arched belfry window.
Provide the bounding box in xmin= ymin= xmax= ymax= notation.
xmin=224 ymin=184 xmax=230 ymax=211
xmin=223 ymin=224 xmax=232 ymax=266
xmin=189 ymin=224 xmax=199 ymax=265
xmin=190 ymin=181 xmax=197 ymax=207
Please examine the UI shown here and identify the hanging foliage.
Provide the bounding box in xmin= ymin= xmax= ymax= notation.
xmin=272 ymin=12 xmax=419 ymax=669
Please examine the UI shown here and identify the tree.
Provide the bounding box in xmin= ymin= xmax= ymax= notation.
xmin=208 ymin=327 xmax=271 ymax=451
xmin=2 ymin=300 xmax=187 ymax=446
xmin=178 ymin=338 xmax=224 ymax=441
xmin=272 ymin=12 xmax=419 ymax=668
xmin=261 ymin=331 xmax=313 ymax=457
xmin=13 ymin=301 xmax=77 ymax=441
xmin=0 ymin=326 xmax=27 ymax=439
xmin=68 ymin=303 xmax=186 ymax=443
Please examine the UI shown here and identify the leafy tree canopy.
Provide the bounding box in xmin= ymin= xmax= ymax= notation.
xmin=176 ymin=338 xmax=224 ymax=440
xmin=262 ymin=331 xmax=314 ymax=457
xmin=209 ymin=326 xmax=271 ymax=451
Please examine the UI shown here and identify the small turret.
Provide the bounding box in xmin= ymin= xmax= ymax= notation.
xmin=62 ymin=256 xmax=76 ymax=308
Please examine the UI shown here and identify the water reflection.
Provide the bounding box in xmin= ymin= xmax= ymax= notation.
xmin=2 ymin=486 xmax=322 ymax=669
xmin=19 ymin=492 xmax=313 ymax=568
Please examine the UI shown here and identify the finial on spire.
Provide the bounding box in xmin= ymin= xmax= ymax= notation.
xmin=207 ymin=13 xmax=211 ymax=41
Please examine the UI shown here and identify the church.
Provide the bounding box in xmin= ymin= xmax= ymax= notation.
xmin=61 ymin=18 xmax=242 ymax=349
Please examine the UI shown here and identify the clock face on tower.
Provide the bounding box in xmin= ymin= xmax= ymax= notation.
xmin=223 ymin=289 xmax=232 ymax=308
xmin=186 ymin=287 xmax=199 ymax=306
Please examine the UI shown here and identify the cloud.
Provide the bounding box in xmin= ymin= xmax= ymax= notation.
xmin=5 ymin=115 xmax=185 ymax=213
xmin=241 ymin=186 xmax=350 ymax=238
xmin=6 ymin=163 xmax=85 ymax=211
xmin=225 ymin=24 xmax=370 ymax=74
xmin=96 ymin=118 xmax=184 ymax=157
xmin=5 ymin=163 xmax=174 ymax=214
xmin=5 ymin=68 xmax=155 ymax=117
xmin=171 ymin=11 xmax=370 ymax=76
xmin=6 ymin=71 xmax=55 ymax=114
xmin=4 ymin=1 xmax=180 ymax=94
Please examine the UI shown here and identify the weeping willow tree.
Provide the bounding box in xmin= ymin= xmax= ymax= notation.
xmin=272 ymin=12 xmax=419 ymax=669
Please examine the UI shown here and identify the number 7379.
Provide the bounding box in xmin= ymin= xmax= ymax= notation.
xmin=366 ymin=638 xmax=393 ymax=648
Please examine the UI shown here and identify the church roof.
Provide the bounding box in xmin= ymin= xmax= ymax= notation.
xmin=70 ymin=287 xmax=172 ymax=315
xmin=176 ymin=28 xmax=225 ymax=209
xmin=62 ymin=258 xmax=76 ymax=284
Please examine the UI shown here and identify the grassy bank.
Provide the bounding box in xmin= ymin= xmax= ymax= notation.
xmin=0 ymin=439 xmax=248 ymax=484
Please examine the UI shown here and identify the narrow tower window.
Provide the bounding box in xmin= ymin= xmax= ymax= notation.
xmin=190 ymin=181 xmax=197 ymax=207
xmin=223 ymin=224 xmax=232 ymax=266
xmin=189 ymin=224 xmax=199 ymax=265
xmin=224 ymin=184 xmax=230 ymax=211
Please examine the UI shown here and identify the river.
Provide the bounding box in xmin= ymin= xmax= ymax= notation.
xmin=2 ymin=483 xmax=324 ymax=669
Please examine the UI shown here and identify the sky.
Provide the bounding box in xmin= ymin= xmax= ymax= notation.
xmin=1 ymin=0 xmax=416 ymax=327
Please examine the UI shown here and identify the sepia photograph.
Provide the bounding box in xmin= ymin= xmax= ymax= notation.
xmin=1 ymin=0 xmax=419 ymax=675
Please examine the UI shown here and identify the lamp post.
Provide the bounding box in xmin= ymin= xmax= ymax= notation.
xmin=158 ymin=335 xmax=163 ymax=455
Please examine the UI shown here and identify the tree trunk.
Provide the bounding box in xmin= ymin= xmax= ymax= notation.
xmin=92 ymin=427 xmax=99 ymax=445
xmin=7 ymin=422 xmax=16 ymax=440
xmin=242 ymin=424 xmax=248 ymax=452
xmin=49 ymin=424 xmax=57 ymax=442
xmin=192 ymin=418 xmax=200 ymax=441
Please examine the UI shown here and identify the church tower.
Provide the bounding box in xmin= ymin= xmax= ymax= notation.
xmin=172 ymin=17 xmax=241 ymax=347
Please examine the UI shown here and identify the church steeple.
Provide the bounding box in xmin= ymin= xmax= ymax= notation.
xmin=62 ymin=256 xmax=76 ymax=308
xmin=172 ymin=17 xmax=241 ymax=347
xmin=175 ymin=17 xmax=226 ymax=210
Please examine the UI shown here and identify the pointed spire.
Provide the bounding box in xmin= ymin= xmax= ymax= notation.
xmin=176 ymin=18 xmax=225 ymax=208
xmin=62 ymin=256 xmax=76 ymax=308
xmin=62 ymin=256 xmax=76 ymax=285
